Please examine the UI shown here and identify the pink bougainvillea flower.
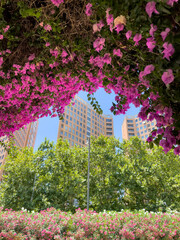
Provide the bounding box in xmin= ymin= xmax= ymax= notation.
xmin=3 ymin=25 xmax=10 ymax=33
xmin=103 ymin=53 xmax=111 ymax=65
xmin=133 ymin=33 xmax=142 ymax=46
xmin=162 ymin=69 xmax=174 ymax=85
xmin=51 ymin=0 xmax=64 ymax=7
xmin=147 ymin=136 xmax=153 ymax=142
xmin=0 ymin=57 xmax=3 ymax=67
xmin=114 ymin=24 xmax=124 ymax=34
xmin=0 ymin=35 xmax=3 ymax=40
xmin=93 ymin=20 xmax=104 ymax=33
xmin=106 ymin=8 xmax=114 ymax=32
xmin=145 ymin=1 xmax=159 ymax=18
xmin=85 ymin=3 xmax=92 ymax=16
xmin=124 ymin=65 xmax=130 ymax=71
xmin=162 ymin=42 xmax=175 ymax=60
xmin=44 ymin=24 xmax=52 ymax=31
xmin=166 ymin=0 xmax=178 ymax=6
xmin=39 ymin=22 xmax=44 ymax=27
xmin=146 ymin=37 xmax=156 ymax=52
xmin=61 ymin=49 xmax=68 ymax=58
xmin=28 ymin=54 xmax=35 ymax=61
xmin=93 ymin=37 xmax=105 ymax=52
xmin=149 ymin=24 xmax=157 ymax=37
xmin=174 ymin=146 xmax=180 ymax=155
xmin=45 ymin=42 xmax=50 ymax=47
xmin=125 ymin=30 xmax=132 ymax=40
xmin=113 ymin=49 xmax=123 ymax=58
xmin=143 ymin=64 xmax=155 ymax=75
xmin=161 ymin=28 xmax=170 ymax=41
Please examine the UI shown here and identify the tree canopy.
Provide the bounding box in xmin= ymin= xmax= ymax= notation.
xmin=0 ymin=0 xmax=179 ymax=154
xmin=0 ymin=136 xmax=179 ymax=212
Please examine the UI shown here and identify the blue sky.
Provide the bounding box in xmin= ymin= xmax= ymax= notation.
xmin=34 ymin=88 xmax=140 ymax=150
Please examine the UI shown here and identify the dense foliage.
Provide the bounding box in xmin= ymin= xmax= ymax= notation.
xmin=1 ymin=136 xmax=179 ymax=212
xmin=0 ymin=208 xmax=179 ymax=239
xmin=0 ymin=0 xmax=179 ymax=154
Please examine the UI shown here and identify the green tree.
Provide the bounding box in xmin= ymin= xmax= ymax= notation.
xmin=121 ymin=137 xmax=180 ymax=211
xmin=0 ymin=136 xmax=179 ymax=212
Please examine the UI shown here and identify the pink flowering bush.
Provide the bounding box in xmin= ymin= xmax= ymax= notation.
xmin=0 ymin=0 xmax=179 ymax=154
xmin=0 ymin=207 xmax=179 ymax=239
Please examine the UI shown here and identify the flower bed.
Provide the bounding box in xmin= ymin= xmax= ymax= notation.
xmin=0 ymin=207 xmax=179 ymax=239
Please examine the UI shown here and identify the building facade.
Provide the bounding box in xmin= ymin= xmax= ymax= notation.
xmin=122 ymin=115 xmax=156 ymax=141
xmin=0 ymin=121 xmax=38 ymax=177
xmin=57 ymin=96 xmax=114 ymax=147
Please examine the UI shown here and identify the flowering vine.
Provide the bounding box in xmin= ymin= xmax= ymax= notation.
xmin=0 ymin=0 xmax=179 ymax=154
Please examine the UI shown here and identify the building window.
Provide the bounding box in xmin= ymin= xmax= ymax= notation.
xmin=106 ymin=119 xmax=112 ymax=122
xmin=128 ymin=129 xmax=134 ymax=132
xmin=76 ymin=126 xmax=79 ymax=130
xmin=127 ymin=120 xmax=133 ymax=123
xmin=65 ymin=126 xmax=68 ymax=130
xmin=140 ymin=127 xmax=143 ymax=130
xmin=128 ymin=124 xmax=134 ymax=127
xmin=145 ymin=134 xmax=148 ymax=138
xmin=72 ymin=135 xmax=74 ymax=139
xmin=65 ymin=132 xmax=67 ymax=136
xmin=151 ymin=122 xmax=154 ymax=126
xmin=69 ymin=128 xmax=71 ymax=132
xmin=68 ymin=133 xmax=71 ymax=138
xmin=129 ymin=133 xmax=135 ymax=136
xmin=66 ymin=120 xmax=68 ymax=124
xmin=76 ymin=131 xmax=78 ymax=135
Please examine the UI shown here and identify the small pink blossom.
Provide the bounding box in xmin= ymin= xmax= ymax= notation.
xmin=146 ymin=37 xmax=156 ymax=52
xmin=39 ymin=22 xmax=44 ymax=27
xmin=125 ymin=30 xmax=132 ymax=40
xmin=145 ymin=1 xmax=159 ymax=18
xmin=149 ymin=24 xmax=157 ymax=37
xmin=3 ymin=25 xmax=10 ymax=33
xmin=106 ymin=8 xmax=113 ymax=32
xmin=161 ymin=28 xmax=170 ymax=41
xmin=174 ymin=146 xmax=180 ymax=155
xmin=0 ymin=57 xmax=3 ymax=67
xmin=93 ymin=37 xmax=105 ymax=52
xmin=162 ymin=42 xmax=175 ymax=60
xmin=144 ymin=64 xmax=155 ymax=75
xmin=103 ymin=53 xmax=111 ymax=65
xmin=28 ymin=54 xmax=35 ymax=61
xmin=114 ymin=24 xmax=124 ymax=34
xmin=61 ymin=49 xmax=68 ymax=58
xmin=85 ymin=3 xmax=92 ymax=16
xmin=133 ymin=33 xmax=142 ymax=46
xmin=124 ymin=65 xmax=130 ymax=71
xmin=45 ymin=42 xmax=50 ymax=47
xmin=51 ymin=0 xmax=64 ymax=7
xmin=113 ymin=49 xmax=123 ymax=58
xmin=93 ymin=20 xmax=104 ymax=33
xmin=44 ymin=24 xmax=52 ymax=31
xmin=0 ymin=35 xmax=3 ymax=40
xmin=162 ymin=69 xmax=174 ymax=85
xmin=166 ymin=0 xmax=178 ymax=6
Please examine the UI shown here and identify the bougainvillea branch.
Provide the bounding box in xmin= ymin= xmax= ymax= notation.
xmin=0 ymin=0 xmax=179 ymax=154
